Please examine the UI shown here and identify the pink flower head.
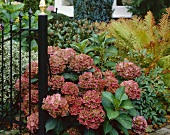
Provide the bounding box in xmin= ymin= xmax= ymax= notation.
xmin=48 ymin=75 xmax=65 ymax=90
xmin=48 ymin=46 xmax=60 ymax=55
xmin=25 ymin=61 xmax=38 ymax=78
xmin=27 ymin=112 xmax=38 ymax=133
xmin=54 ymin=48 xmax=76 ymax=63
xmin=69 ymin=97 xmax=83 ymax=116
xmin=116 ymin=62 xmax=141 ymax=79
xmin=78 ymin=106 xmax=105 ymax=129
xmin=49 ymin=55 xmax=66 ymax=74
xmin=120 ymin=80 xmax=141 ymax=100
xmin=104 ymin=75 xmax=119 ymax=94
xmin=61 ymin=82 xmax=79 ymax=95
xmin=66 ymin=127 xmax=81 ymax=135
xmin=132 ymin=116 xmax=147 ymax=135
xmin=82 ymin=90 xmax=102 ymax=108
xmin=46 ymin=5 xmax=54 ymax=11
xmin=42 ymin=94 xmax=69 ymax=118
xmin=69 ymin=54 xmax=94 ymax=72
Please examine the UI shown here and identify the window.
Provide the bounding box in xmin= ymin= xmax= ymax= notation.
xmin=54 ymin=0 xmax=132 ymax=18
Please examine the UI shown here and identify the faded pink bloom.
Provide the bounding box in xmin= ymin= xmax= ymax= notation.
xmin=46 ymin=5 xmax=54 ymax=11
xmin=132 ymin=116 xmax=147 ymax=135
xmin=49 ymin=55 xmax=66 ymax=74
xmin=25 ymin=61 xmax=38 ymax=78
xmin=105 ymin=75 xmax=119 ymax=94
xmin=27 ymin=112 xmax=38 ymax=133
xmin=48 ymin=75 xmax=65 ymax=90
xmin=78 ymin=106 xmax=105 ymax=129
xmin=69 ymin=54 xmax=94 ymax=72
xmin=61 ymin=82 xmax=79 ymax=95
xmin=82 ymin=90 xmax=102 ymax=109
xmin=116 ymin=62 xmax=141 ymax=79
xmin=69 ymin=97 xmax=83 ymax=116
xmin=66 ymin=127 xmax=81 ymax=135
xmin=48 ymin=46 xmax=60 ymax=55
xmin=64 ymin=95 xmax=77 ymax=105
xmin=42 ymin=94 xmax=69 ymax=118
xmin=120 ymin=80 xmax=141 ymax=100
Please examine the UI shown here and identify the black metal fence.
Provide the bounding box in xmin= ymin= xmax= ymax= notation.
xmin=0 ymin=9 xmax=48 ymax=134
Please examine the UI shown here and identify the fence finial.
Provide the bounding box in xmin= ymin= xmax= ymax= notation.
xmin=39 ymin=0 xmax=46 ymax=15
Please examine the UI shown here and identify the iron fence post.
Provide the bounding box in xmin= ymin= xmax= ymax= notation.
xmin=38 ymin=12 xmax=48 ymax=135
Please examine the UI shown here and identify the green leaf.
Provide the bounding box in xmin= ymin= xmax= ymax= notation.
xmin=93 ymin=56 xmax=100 ymax=65
xmin=31 ymin=78 xmax=38 ymax=83
xmin=54 ymin=119 xmax=64 ymax=135
xmin=105 ymin=37 xmax=116 ymax=44
xmin=104 ymin=61 xmax=116 ymax=68
xmin=105 ymin=46 xmax=118 ymax=56
xmin=109 ymin=128 xmax=118 ymax=135
xmin=103 ymin=120 xmax=112 ymax=134
xmin=106 ymin=109 xmax=120 ymax=120
xmin=63 ymin=72 xmax=79 ymax=81
xmin=117 ymin=123 xmax=129 ymax=135
xmin=120 ymin=100 xmax=134 ymax=110
xmin=102 ymin=97 xmax=114 ymax=110
xmin=102 ymin=92 xmax=114 ymax=104
xmin=115 ymin=113 xmax=132 ymax=129
xmin=84 ymin=45 xmax=100 ymax=54
xmin=84 ymin=128 xmax=96 ymax=135
xmin=62 ymin=132 xmax=70 ymax=135
xmin=45 ymin=118 xmax=58 ymax=132
xmin=115 ymin=87 xmax=128 ymax=102
xmin=127 ymin=108 xmax=138 ymax=117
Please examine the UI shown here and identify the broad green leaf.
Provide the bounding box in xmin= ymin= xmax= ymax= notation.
xmin=104 ymin=61 xmax=116 ymax=68
xmin=105 ymin=37 xmax=116 ymax=45
xmin=84 ymin=128 xmax=96 ymax=135
xmin=84 ymin=45 xmax=100 ymax=54
xmin=62 ymin=132 xmax=70 ymax=135
xmin=127 ymin=108 xmax=138 ymax=117
xmin=102 ymin=92 xmax=114 ymax=104
xmin=31 ymin=78 xmax=38 ymax=83
xmin=109 ymin=128 xmax=118 ymax=135
xmin=54 ymin=119 xmax=64 ymax=135
xmin=45 ymin=118 xmax=58 ymax=132
xmin=115 ymin=87 xmax=128 ymax=102
xmin=106 ymin=109 xmax=120 ymax=120
xmin=120 ymin=100 xmax=134 ymax=110
xmin=103 ymin=120 xmax=112 ymax=134
xmin=115 ymin=113 xmax=132 ymax=129
xmin=63 ymin=72 xmax=79 ymax=81
xmin=93 ymin=56 xmax=100 ymax=65
xmin=118 ymin=123 xmax=129 ymax=135
xmin=105 ymin=46 xmax=118 ymax=56
xmin=102 ymin=97 xmax=114 ymax=110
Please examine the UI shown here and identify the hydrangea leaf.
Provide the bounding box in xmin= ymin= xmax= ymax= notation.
xmin=106 ymin=109 xmax=120 ymax=120
xmin=45 ymin=118 xmax=58 ymax=132
xmin=115 ymin=113 xmax=132 ymax=129
xmin=117 ymin=123 xmax=129 ymax=135
xmin=109 ymin=128 xmax=118 ymax=135
xmin=84 ymin=128 xmax=96 ymax=135
xmin=119 ymin=100 xmax=134 ymax=110
xmin=103 ymin=120 xmax=112 ymax=134
xmin=63 ymin=72 xmax=79 ymax=82
xmin=102 ymin=91 xmax=114 ymax=104
xmin=115 ymin=87 xmax=128 ymax=102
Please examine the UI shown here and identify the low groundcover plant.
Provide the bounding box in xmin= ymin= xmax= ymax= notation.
xmin=14 ymin=46 xmax=148 ymax=135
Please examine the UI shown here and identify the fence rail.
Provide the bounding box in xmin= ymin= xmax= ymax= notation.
xmin=0 ymin=7 xmax=48 ymax=134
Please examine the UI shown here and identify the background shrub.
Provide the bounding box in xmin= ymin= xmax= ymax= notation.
xmin=73 ymin=0 xmax=114 ymax=22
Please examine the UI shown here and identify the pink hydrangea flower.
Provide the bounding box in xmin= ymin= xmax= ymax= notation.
xmin=120 ymin=80 xmax=141 ymax=100
xmin=48 ymin=46 xmax=60 ymax=55
xmin=49 ymin=55 xmax=66 ymax=74
xmin=27 ymin=112 xmax=38 ymax=133
xmin=48 ymin=75 xmax=65 ymax=90
xmin=42 ymin=94 xmax=69 ymax=118
xmin=132 ymin=116 xmax=147 ymax=135
xmin=82 ymin=90 xmax=102 ymax=108
xmin=61 ymin=82 xmax=79 ymax=95
xmin=69 ymin=97 xmax=83 ymax=116
xmin=69 ymin=54 xmax=94 ymax=72
xmin=116 ymin=62 xmax=141 ymax=79
xmin=25 ymin=61 xmax=38 ymax=78
xmin=64 ymin=95 xmax=77 ymax=105
xmin=46 ymin=5 xmax=54 ymax=11
xmin=78 ymin=106 xmax=105 ymax=129
xmin=104 ymin=75 xmax=119 ymax=94
xmin=66 ymin=127 xmax=81 ymax=135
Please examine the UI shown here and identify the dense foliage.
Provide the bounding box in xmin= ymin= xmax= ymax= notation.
xmin=73 ymin=0 xmax=114 ymax=22
xmin=125 ymin=0 xmax=170 ymax=23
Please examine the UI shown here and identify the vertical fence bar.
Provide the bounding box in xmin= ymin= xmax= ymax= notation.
xmin=38 ymin=1 xmax=48 ymax=134
xmin=10 ymin=17 xmax=13 ymax=129
xmin=19 ymin=12 xmax=23 ymax=133
xmin=1 ymin=22 xmax=4 ymax=130
xmin=28 ymin=8 xmax=32 ymax=116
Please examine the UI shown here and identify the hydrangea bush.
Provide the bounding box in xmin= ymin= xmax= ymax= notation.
xmin=14 ymin=46 xmax=148 ymax=134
